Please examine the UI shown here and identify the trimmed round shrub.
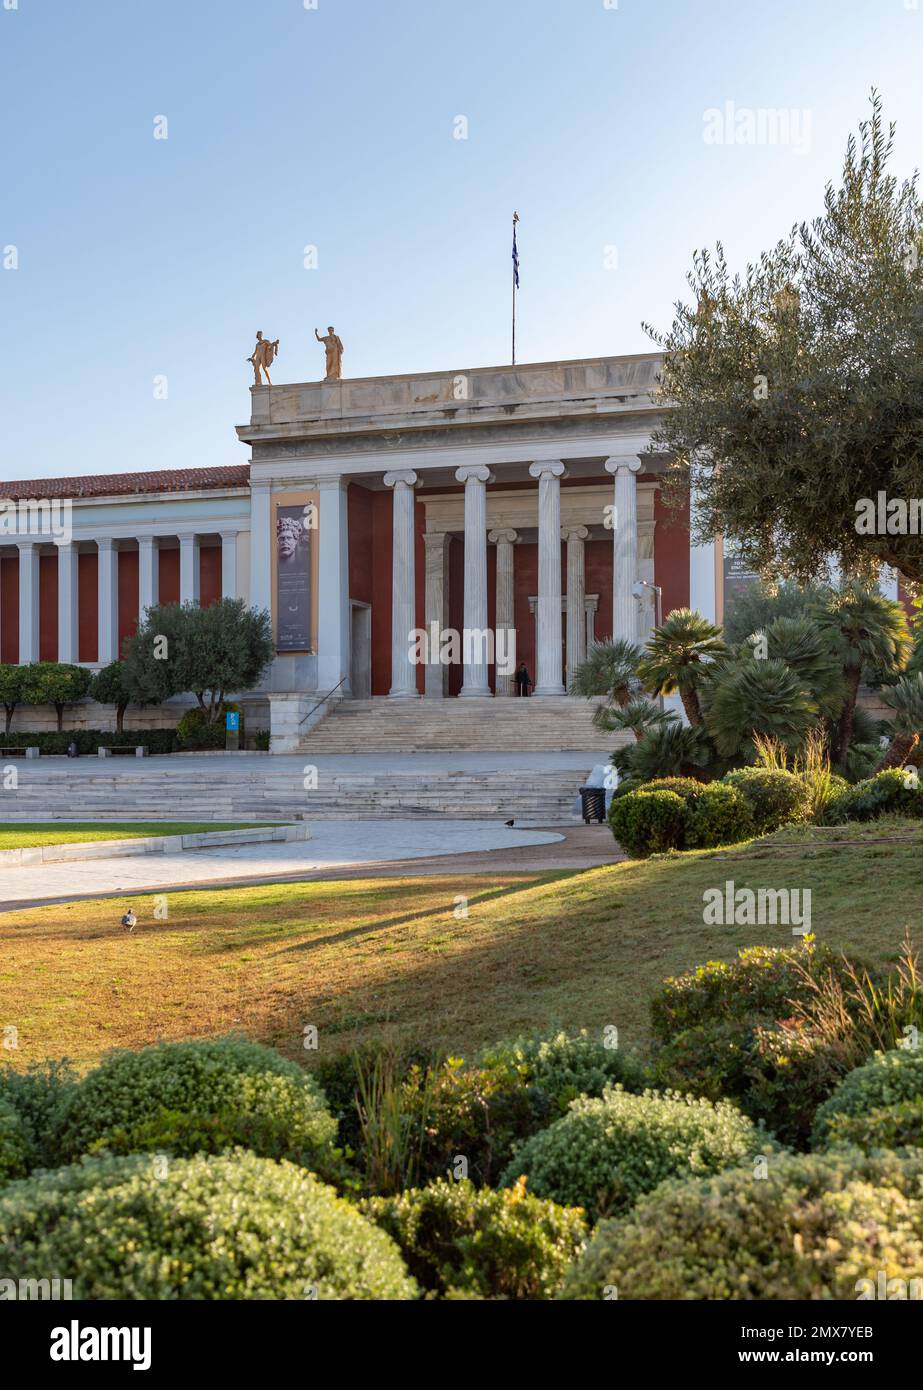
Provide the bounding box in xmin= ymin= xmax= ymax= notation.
xmin=0 ymin=1099 xmax=32 ymax=1184
xmin=0 ymin=1151 xmax=417 ymax=1299
xmin=639 ymin=776 xmax=707 ymax=800
xmin=57 ymin=1039 xmax=339 ymax=1176
xmin=500 ymin=1086 xmax=763 ymax=1222
xmin=722 ymin=767 xmax=810 ymax=834
xmin=608 ymin=789 xmax=687 ymax=857
xmin=561 ymin=1148 xmax=923 ymax=1300
xmin=362 ymin=1177 xmax=586 ymax=1299
xmin=480 ymin=1029 xmax=648 ymax=1119
xmin=684 ymin=782 xmax=754 ymax=848
xmin=812 ymin=1047 xmax=923 ymax=1151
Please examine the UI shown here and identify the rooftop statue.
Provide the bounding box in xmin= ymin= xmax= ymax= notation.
xmin=248 ymin=331 xmax=279 ymax=386
xmin=315 ymin=326 xmax=344 ymax=381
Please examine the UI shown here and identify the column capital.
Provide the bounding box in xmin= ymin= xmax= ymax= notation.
xmin=561 ymin=525 xmax=589 ymax=542
xmin=16 ymin=538 xmax=37 ymax=552
xmin=97 ymin=536 xmax=115 ymax=552
xmin=218 ymin=529 xmax=240 ymax=541
xmin=605 ymin=455 xmax=643 ymax=476
xmin=315 ymin=475 xmax=347 ymax=492
xmin=383 ymin=469 xmax=419 ymax=489
xmin=455 ymin=465 xmax=493 ymax=485
xmin=488 ymin=528 xmax=519 ymax=545
xmin=423 ymin=530 xmax=450 ymax=550
xmin=529 ymin=460 xmax=566 ymax=481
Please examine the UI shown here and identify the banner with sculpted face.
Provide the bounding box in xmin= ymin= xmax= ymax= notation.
xmin=274 ymin=501 xmax=313 ymax=651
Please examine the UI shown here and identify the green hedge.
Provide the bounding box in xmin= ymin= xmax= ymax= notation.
xmin=684 ymin=782 xmax=754 ymax=849
xmin=721 ymin=767 xmax=810 ymax=834
xmin=0 ymin=1060 xmax=77 ymax=1171
xmin=0 ymin=1151 xmax=417 ymax=1299
xmin=57 ymin=1038 xmax=339 ymax=1179
xmin=826 ymin=768 xmax=923 ymax=824
xmin=362 ymin=1177 xmax=586 ymax=1299
xmin=649 ymin=942 xmax=871 ymax=1146
xmin=500 ymin=1086 xmax=763 ymax=1222
xmin=0 ymin=1100 xmax=32 ymax=1185
xmin=812 ymin=1047 xmax=923 ymax=1151
xmin=561 ymin=1148 xmax=923 ymax=1300
xmin=608 ymin=789 xmax=688 ymax=857
xmin=0 ymin=729 xmax=177 ymax=755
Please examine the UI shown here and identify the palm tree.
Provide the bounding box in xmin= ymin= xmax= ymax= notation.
xmin=875 ymin=673 xmax=923 ymax=772
xmin=811 ymin=582 xmax=911 ymax=769
xmin=568 ymin=638 xmax=641 ymax=706
xmin=593 ymin=697 xmax=675 ymax=740
xmin=765 ymin=616 xmax=846 ymax=721
xmin=636 ymin=609 xmax=727 ymax=727
xmin=703 ymin=657 xmax=819 ymax=760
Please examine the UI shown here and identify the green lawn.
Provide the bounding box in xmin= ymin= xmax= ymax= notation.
xmin=0 ymin=822 xmax=280 ymax=850
xmin=2 ymin=819 xmax=921 ymax=1071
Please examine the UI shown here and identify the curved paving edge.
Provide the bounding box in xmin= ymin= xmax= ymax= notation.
xmin=0 ymin=823 xmax=308 ymax=869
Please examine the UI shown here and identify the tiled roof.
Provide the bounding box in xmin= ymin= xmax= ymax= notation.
xmin=0 ymin=465 xmax=251 ymax=500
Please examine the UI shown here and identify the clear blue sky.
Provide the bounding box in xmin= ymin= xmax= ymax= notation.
xmin=1 ymin=0 xmax=920 ymax=480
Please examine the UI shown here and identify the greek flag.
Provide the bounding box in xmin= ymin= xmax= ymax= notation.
xmin=512 ymin=217 xmax=520 ymax=289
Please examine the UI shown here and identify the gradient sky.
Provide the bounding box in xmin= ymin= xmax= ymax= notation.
xmin=2 ymin=0 xmax=921 ymax=481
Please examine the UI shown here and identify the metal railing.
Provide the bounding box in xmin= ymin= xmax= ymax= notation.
xmin=299 ymin=676 xmax=348 ymax=725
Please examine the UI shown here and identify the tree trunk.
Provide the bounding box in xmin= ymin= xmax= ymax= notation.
xmin=875 ymin=731 xmax=920 ymax=774
xmin=835 ymin=668 xmax=862 ymax=770
xmin=116 ymin=701 xmax=127 ymax=736
xmin=4 ymin=704 xmax=13 ymax=735
xmin=55 ymin=702 xmax=64 ymax=733
xmin=680 ymin=687 xmax=702 ymax=727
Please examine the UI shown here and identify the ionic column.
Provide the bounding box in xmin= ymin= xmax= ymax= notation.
xmin=179 ymin=534 xmax=200 ymax=607
xmin=97 ymin=538 xmax=119 ymax=665
xmin=138 ymin=536 xmax=159 ymax=619
xmin=316 ymin=479 xmax=351 ymax=694
xmin=689 ymin=458 xmax=717 ymax=624
xmin=384 ymin=470 xmax=419 ymax=698
xmin=56 ymin=541 xmax=79 ymax=664
xmin=17 ymin=541 xmax=39 ymax=665
xmin=423 ymin=532 xmax=450 ymax=698
xmin=563 ymin=525 xmax=589 ymax=690
xmin=488 ymin=528 xmax=519 ymax=697
xmin=529 ymin=460 xmax=566 ymax=696
xmin=455 ymin=465 xmax=494 ymax=697
xmin=606 ymin=456 xmax=642 ymax=644
xmin=220 ymin=530 xmax=238 ymax=600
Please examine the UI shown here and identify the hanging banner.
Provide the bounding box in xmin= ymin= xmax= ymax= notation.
xmin=274 ymin=501 xmax=313 ymax=651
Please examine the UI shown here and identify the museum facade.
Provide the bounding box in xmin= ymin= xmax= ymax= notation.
xmin=0 ymin=353 xmax=738 ymax=738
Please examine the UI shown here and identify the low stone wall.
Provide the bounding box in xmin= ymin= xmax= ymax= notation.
xmin=2 ymin=695 xmax=271 ymax=735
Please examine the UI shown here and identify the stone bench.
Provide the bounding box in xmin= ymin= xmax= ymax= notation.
xmin=1 ymin=747 xmax=40 ymax=759
xmin=98 ymin=746 xmax=148 ymax=758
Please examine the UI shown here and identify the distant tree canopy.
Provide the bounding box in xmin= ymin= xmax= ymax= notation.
xmin=21 ymin=662 xmax=92 ymax=732
xmin=123 ymin=599 xmax=274 ymax=724
xmin=647 ymin=93 xmax=923 ymax=591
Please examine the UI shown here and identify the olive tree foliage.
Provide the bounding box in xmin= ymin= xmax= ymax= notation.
xmin=21 ymin=663 xmax=92 ymax=733
xmin=646 ymin=94 xmax=923 ymax=590
xmin=122 ymin=599 xmax=274 ymax=724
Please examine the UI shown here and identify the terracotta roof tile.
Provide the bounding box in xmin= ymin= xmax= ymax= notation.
xmin=0 ymin=465 xmax=251 ymax=500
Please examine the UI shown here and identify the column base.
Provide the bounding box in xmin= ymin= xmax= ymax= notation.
xmin=458 ymin=684 xmax=492 ymax=698
xmin=388 ymin=688 xmax=421 ymax=699
xmin=532 ymin=684 xmax=566 ymax=697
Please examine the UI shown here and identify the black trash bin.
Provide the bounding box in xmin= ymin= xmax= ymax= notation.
xmin=579 ymin=785 xmax=607 ymax=824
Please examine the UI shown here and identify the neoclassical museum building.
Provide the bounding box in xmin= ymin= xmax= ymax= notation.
xmin=0 ymin=351 xmax=798 ymax=746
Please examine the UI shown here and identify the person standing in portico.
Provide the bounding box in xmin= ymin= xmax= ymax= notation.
xmin=514 ymin=661 xmax=532 ymax=697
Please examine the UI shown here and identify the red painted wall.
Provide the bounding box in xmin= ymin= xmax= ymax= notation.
xmin=159 ymin=548 xmax=180 ymax=606
xmin=78 ymin=552 xmax=97 ymax=663
xmin=654 ymin=487 xmax=691 ymax=617
xmin=39 ymin=554 xmax=58 ymax=661
xmin=199 ymin=546 xmax=221 ymax=609
xmin=0 ymin=557 xmax=19 ymax=664
xmin=348 ymin=484 xmax=373 ymax=606
xmin=118 ymin=550 xmax=139 ymax=656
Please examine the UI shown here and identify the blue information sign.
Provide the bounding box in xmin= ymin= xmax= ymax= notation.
xmin=225 ymin=712 xmax=240 ymax=732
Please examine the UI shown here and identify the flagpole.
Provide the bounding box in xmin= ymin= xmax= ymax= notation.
xmin=511 ymin=211 xmax=519 ymax=366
